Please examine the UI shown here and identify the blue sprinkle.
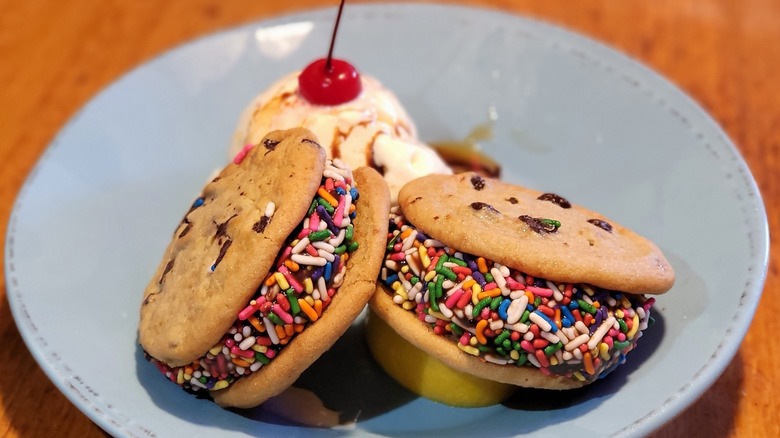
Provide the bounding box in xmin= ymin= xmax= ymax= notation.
xmin=350 ymin=187 xmax=359 ymax=200
xmin=210 ymin=264 xmax=216 ymax=272
xmin=193 ymin=197 xmax=205 ymax=208
xmin=498 ymin=299 xmax=511 ymax=320
xmin=324 ymin=262 xmax=333 ymax=281
xmin=569 ymin=300 xmax=579 ymax=310
xmin=385 ymin=274 xmax=399 ymax=285
xmin=335 ymin=187 xmax=347 ymax=196
xmin=533 ymin=310 xmax=558 ymax=333
xmin=560 ymin=305 xmax=575 ymax=323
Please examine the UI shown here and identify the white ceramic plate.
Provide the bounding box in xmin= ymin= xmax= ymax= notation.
xmin=5 ymin=4 xmax=768 ymax=437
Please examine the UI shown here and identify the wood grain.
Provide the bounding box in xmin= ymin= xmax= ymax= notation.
xmin=1 ymin=0 xmax=777 ymax=436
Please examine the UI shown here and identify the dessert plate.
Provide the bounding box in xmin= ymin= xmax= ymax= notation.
xmin=5 ymin=4 xmax=768 ymax=437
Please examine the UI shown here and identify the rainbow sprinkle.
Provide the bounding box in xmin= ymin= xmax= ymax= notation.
xmin=148 ymin=158 xmax=360 ymax=392
xmin=380 ymin=206 xmax=654 ymax=382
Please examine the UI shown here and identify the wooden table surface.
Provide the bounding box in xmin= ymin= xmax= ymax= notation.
xmin=1 ymin=0 xmax=777 ymax=436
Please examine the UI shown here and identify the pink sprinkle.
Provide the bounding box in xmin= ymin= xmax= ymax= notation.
xmin=325 ymin=178 xmax=334 ymax=192
xmin=444 ymin=289 xmax=464 ymax=309
xmin=505 ymin=277 xmax=525 ymax=290
xmin=617 ymin=333 xmax=627 ymax=342
xmin=265 ymin=349 xmax=277 ymax=359
xmin=238 ymin=297 xmax=266 ymax=320
xmin=480 ymin=307 xmax=491 ymax=319
xmin=279 ymin=266 xmax=303 ymax=293
xmin=296 ymin=228 xmax=309 ymax=239
xmin=305 ymin=244 xmax=319 ymax=257
xmin=271 ymin=304 xmax=293 ymax=324
xmin=608 ymin=328 xmax=619 ymax=337
xmin=224 ymin=338 xmax=236 ymax=348
xmin=539 ymin=367 xmax=552 ymax=376
xmin=256 ymin=336 xmax=272 ymax=346
xmin=232 ymin=144 xmax=253 ymax=165
xmin=483 ymin=282 xmax=498 ymax=291
xmin=604 ymin=336 xmax=614 ymax=348
xmin=309 ymin=210 xmax=320 ymax=231
xmin=526 ymin=286 xmax=554 ymax=297
xmin=459 ymin=333 xmax=471 ymax=345
xmin=333 ymin=195 xmax=345 ymax=227
xmin=521 ymin=340 xmax=535 ymax=353
xmin=230 ymin=346 xmax=254 ymax=358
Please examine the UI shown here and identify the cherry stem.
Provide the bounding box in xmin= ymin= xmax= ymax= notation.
xmin=325 ymin=0 xmax=346 ymax=72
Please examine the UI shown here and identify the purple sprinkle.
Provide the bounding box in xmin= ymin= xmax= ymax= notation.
xmin=333 ymin=254 xmax=341 ymax=271
xmin=472 ymin=271 xmax=486 ymax=287
xmin=316 ymin=205 xmax=340 ymax=235
xmin=311 ymin=266 xmax=324 ymax=280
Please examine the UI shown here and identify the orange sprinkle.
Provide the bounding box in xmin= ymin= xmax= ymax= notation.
xmin=554 ymin=308 xmax=562 ymax=328
xmin=184 ymin=365 xmax=193 ymax=376
xmin=248 ymin=316 xmax=265 ymax=332
xmin=349 ymin=204 xmax=356 ymax=213
xmin=284 ymin=324 xmax=294 ymax=337
xmin=583 ymin=351 xmax=595 ymax=375
xmin=476 ymin=257 xmax=489 ymax=273
xmin=294 ymin=323 xmax=305 ymax=333
xmin=400 ymin=228 xmax=414 ymax=240
xmin=314 ymin=299 xmax=323 ymax=315
xmin=275 ymin=325 xmax=286 ymax=340
xmin=265 ymin=275 xmax=277 ymax=287
xmin=477 ymin=288 xmax=502 ymax=300
xmin=298 ymin=298 xmax=319 ymax=321
xmin=475 ymin=320 xmax=489 ymax=344
xmin=462 ymin=279 xmax=477 ymax=290
xmin=317 ymin=187 xmax=338 ymax=207
xmin=284 ymin=259 xmax=300 ymax=272
xmin=525 ymin=290 xmax=535 ymax=303
xmin=232 ymin=358 xmax=251 ymax=368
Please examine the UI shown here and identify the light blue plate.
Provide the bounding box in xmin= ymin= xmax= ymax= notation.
xmin=5 ymin=4 xmax=768 ymax=437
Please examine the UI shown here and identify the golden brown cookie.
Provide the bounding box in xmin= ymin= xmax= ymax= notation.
xmin=368 ymin=172 xmax=674 ymax=394
xmin=212 ymin=167 xmax=389 ymax=408
xmin=398 ymin=172 xmax=674 ymax=294
xmin=140 ymin=128 xmax=325 ymax=366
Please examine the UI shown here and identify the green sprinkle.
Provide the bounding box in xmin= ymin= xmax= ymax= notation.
xmin=267 ymin=313 xmax=284 ymax=326
xmin=502 ymin=339 xmax=512 ymax=350
xmin=307 ymin=199 xmax=318 ymax=215
xmin=516 ymin=353 xmax=528 ymax=366
xmin=334 ymin=244 xmax=347 ymax=254
xmin=577 ymin=299 xmax=597 ymax=315
xmin=618 ymin=318 xmax=628 ymax=333
xmin=614 ymin=340 xmax=631 ymax=350
xmin=512 ymin=341 xmax=522 ymax=351
xmin=472 ymin=297 xmax=492 ymax=317
xmin=285 ymin=289 xmax=300 ymax=315
xmin=520 ymin=309 xmax=531 ymax=324
xmin=347 ymin=241 xmax=359 ymax=252
xmin=540 ymin=218 xmax=561 ymax=231
xmin=428 ymin=281 xmax=439 ymax=312
xmin=308 ymin=230 xmax=331 ymax=242
xmin=494 ymin=330 xmax=511 ymax=346
xmin=317 ymin=198 xmax=334 ymax=214
xmin=533 ymin=296 xmax=542 ymax=307
xmin=544 ymin=342 xmax=563 ymax=356
xmin=345 ymin=224 xmax=354 ymax=241
xmin=485 ymin=272 xmax=494 ymax=283
xmin=386 ymin=234 xmax=398 ymax=251
xmin=449 ymin=323 xmax=463 ymax=336
xmin=410 ymin=276 xmax=419 ymax=285
xmin=476 ymin=344 xmax=491 ymax=352
xmin=438 ymin=266 xmax=457 ymax=281
xmin=254 ymin=352 xmax=271 ymax=364
xmin=449 ymin=257 xmax=467 ymax=267
xmin=496 ymin=347 xmax=508 ymax=357
xmin=435 ymin=253 xmax=448 ymax=271
xmin=199 ymin=376 xmax=208 ymax=384
xmin=490 ymin=296 xmax=503 ymax=310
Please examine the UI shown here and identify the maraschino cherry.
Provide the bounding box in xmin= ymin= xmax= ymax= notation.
xmin=298 ymin=0 xmax=362 ymax=105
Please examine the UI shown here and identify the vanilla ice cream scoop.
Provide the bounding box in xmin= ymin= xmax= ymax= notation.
xmin=230 ymin=72 xmax=451 ymax=201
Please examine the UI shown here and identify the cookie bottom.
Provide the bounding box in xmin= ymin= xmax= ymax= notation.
xmin=365 ymin=310 xmax=516 ymax=407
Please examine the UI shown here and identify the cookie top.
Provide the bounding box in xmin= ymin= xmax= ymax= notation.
xmin=398 ymin=173 xmax=674 ymax=294
xmin=139 ymin=128 xmax=326 ymax=366
xmin=212 ymin=167 xmax=391 ymax=408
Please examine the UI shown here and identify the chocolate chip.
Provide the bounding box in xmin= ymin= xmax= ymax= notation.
xmin=470 ymin=174 xmax=486 ymax=190
xmin=178 ymin=219 xmax=192 ymax=238
xmin=215 ymin=214 xmax=238 ymax=239
xmin=212 ymin=239 xmax=232 ymax=271
xmin=159 ymin=259 xmax=175 ymax=284
xmin=587 ymin=219 xmax=613 ymax=233
xmin=506 ymin=197 xmax=518 ymax=204
xmin=253 ymin=215 xmax=271 ymax=233
xmin=519 ymin=215 xmax=561 ymax=234
xmin=471 ymin=202 xmax=500 ymax=213
xmin=263 ymin=138 xmax=280 ymax=152
xmin=537 ymin=193 xmax=571 ymax=209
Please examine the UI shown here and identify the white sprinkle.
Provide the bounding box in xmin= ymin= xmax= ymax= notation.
xmin=439 ymin=305 xmax=454 ymax=319
xmin=527 ymin=352 xmax=542 ymax=368
xmin=565 ymin=333 xmax=591 ymax=351
xmin=233 ymin=333 xmax=243 ymax=342
xmin=317 ymin=277 xmax=328 ymax=301
xmin=423 ymin=239 xmax=445 ymax=247
xmin=393 ymin=294 xmax=404 ymax=304
xmin=506 ymin=295 xmax=528 ymax=325
xmin=193 ymin=371 xmax=202 ymax=378
xmin=328 ymin=229 xmax=346 ymax=246
xmin=401 ymin=230 xmax=418 ymax=251
xmin=484 ymin=355 xmax=509 ymax=365
xmin=528 ymin=311 xmax=552 ymax=332
xmin=291 ymin=254 xmax=327 ymax=266
xmin=405 ymin=254 xmax=422 ymax=276
xmin=323 ymin=169 xmax=345 ymax=181
xmin=562 ymin=351 xmax=574 ymax=361
xmin=504 ymin=322 xmax=529 ymax=333
xmin=424 ymin=315 xmax=437 ymax=324
xmin=265 ymin=202 xmax=276 ymax=217
xmin=523 ymin=332 xmax=534 ymax=341
xmin=451 ymin=316 xmax=476 ymax=334
xmin=235 ymin=366 xmax=246 ymax=375
xmin=312 ymin=241 xmax=335 ymax=253
xmin=540 ymin=331 xmax=560 ymax=344
xmin=509 ymin=289 xmax=525 ymax=299
xmin=250 ymin=361 xmax=263 ymax=372
xmin=292 ymin=237 xmax=310 ymax=254
xmin=489 ymin=320 xmax=504 ymax=331
xmin=190 ymin=378 xmax=207 ymax=389
xmin=573 ymin=348 xmax=583 ymax=360
xmin=575 ymin=321 xmax=590 ymax=334
xmin=264 ymin=317 xmax=280 ymax=345
xmin=294 ymin=316 xmax=306 ymax=324
xmin=332 ymin=271 xmax=345 ymax=288
xmin=239 ymin=336 xmax=256 ymax=351
xmin=587 ymin=316 xmax=616 ymax=350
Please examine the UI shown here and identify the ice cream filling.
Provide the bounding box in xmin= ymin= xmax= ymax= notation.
xmin=148 ymin=159 xmax=360 ymax=392
xmin=380 ymin=207 xmax=655 ymax=383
